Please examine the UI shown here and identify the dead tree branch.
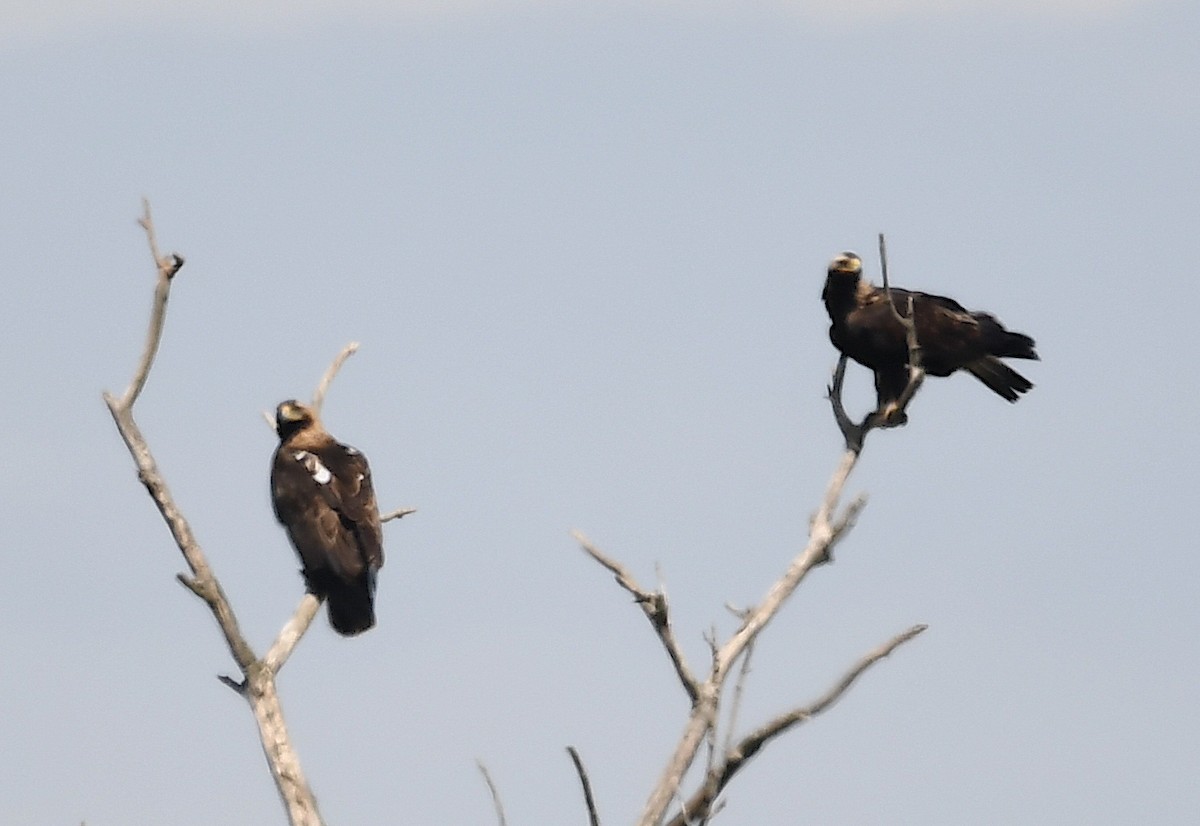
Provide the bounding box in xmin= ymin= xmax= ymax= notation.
xmin=574 ymin=531 xmax=700 ymax=704
xmin=312 ymin=341 xmax=359 ymax=413
xmin=578 ymin=325 xmax=926 ymax=824
xmin=103 ymin=202 xmax=322 ymax=826
xmin=827 ymin=234 xmax=927 ymax=453
xmin=476 ymin=760 xmax=509 ymax=826
xmin=664 ymin=624 xmax=927 ymax=826
xmin=877 ymin=233 xmax=926 ymax=424
xmin=567 ymin=746 xmax=602 ymax=826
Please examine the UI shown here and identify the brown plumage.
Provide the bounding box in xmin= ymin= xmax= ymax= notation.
xmin=270 ymin=400 xmax=383 ymax=636
xmin=822 ymin=252 xmax=1038 ymax=422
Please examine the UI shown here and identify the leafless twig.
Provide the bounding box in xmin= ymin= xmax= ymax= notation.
xmin=827 ymin=235 xmax=926 ymax=452
xmin=312 ymin=341 xmax=360 ymax=413
xmin=476 ymin=760 xmax=508 ymax=826
xmin=579 ymin=298 xmax=926 ymax=823
xmin=381 ymin=507 xmax=419 ymax=522
xmin=721 ymin=641 xmax=755 ymax=758
xmin=103 ymin=203 xmax=322 ymax=826
xmin=567 ymin=746 xmax=601 ymax=826
xmin=877 ymin=233 xmax=925 ymax=426
xmin=573 ymin=531 xmax=700 ymax=704
xmin=664 ymin=624 xmax=927 ymax=826
xmin=575 ymin=442 xmax=869 ymax=826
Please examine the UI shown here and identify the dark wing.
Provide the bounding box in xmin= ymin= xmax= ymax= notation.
xmin=899 ymin=290 xmax=988 ymax=376
xmin=271 ymin=442 xmax=383 ymax=581
xmin=312 ymin=442 xmax=384 ymax=574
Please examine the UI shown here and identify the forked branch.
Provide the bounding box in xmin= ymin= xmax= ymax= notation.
xmin=827 ymin=234 xmax=926 ymax=453
xmin=576 ymin=437 xmax=890 ymax=826
xmin=578 ymin=265 xmax=927 ymax=821
xmin=574 ymin=531 xmax=701 ymax=704
xmin=103 ymin=202 xmax=322 ymax=826
xmin=664 ymin=623 xmax=927 ymax=826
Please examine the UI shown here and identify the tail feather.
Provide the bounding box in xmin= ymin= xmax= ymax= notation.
xmin=306 ymin=569 xmax=377 ymax=636
xmin=325 ymin=579 xmax=376 ymax=636
xmin=966 ymin=356 xmax=1033 ymax=402
xmin=997 ymin=330 xmax=1038 ymax=360
xmin=976 ymin=314 xmax=1038 ymax=360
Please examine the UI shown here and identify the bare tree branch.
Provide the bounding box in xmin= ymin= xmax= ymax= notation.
xmin=312 ymin=340 xmax=360 ymax=413
xmin=573 ymin=531 xmax=701 ymax=704
xmin=580 ymin=311 xmax=929 ymax=825
xmin=665 ymin=624 xmax=928 ymax=826
xmin=263 ymin=594 xmax=323 ymax=675
xmin=876 ymin=232 xmax=926 ymax=427
xmin=117 ymin=198 xmax=184 ymax=410
xmin=721 ymin=640 xmax=755 ymax=758
xmin=476 ymin=760 xmax=509 ymax=826
xmin=826 ymin=235 xmax=927 ymax=452
xmin=567 ymin=746 xmax=602 ymax=826
xmin=103 ymin=203 xmax=322 ymax=826
xmin=381 ymin=507 xmax=419 ymax=523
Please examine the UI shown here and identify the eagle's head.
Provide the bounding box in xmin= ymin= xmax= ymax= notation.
xmin=276 ymin=399 xmax=317 ymax=441
xmin=828 ymin=251 xmax=863 ymax=278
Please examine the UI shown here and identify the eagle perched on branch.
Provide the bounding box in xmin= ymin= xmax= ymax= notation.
xmin=823 ymin=252 xmax=1038 ymax=421
xmin=271 ymin=400 xmax=384 ymax=636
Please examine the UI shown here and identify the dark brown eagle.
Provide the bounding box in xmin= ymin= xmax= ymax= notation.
xmin=271 ymin=400 xmax=384 ymax=636
xmin=822 ymin=251 xmax=1038 ymax=423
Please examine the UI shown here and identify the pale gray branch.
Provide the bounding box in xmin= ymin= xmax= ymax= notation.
xmin=381 ymin=507 xmax=418 ymax=523
xmin=311 ymin=340 xmax=359 ymax=413
xmin=573 ymin=530 xmax=701 ymax=704
xmin=104 ymin=203 xmax=322 ymax=826
xmin=263 ymin=594 xmax=323 ymax=675
xmin=118 ymin=199 xmax=184 ymax=409
xmin=618 ymin=422 xmax=912 ymax=825
xmin=665 ymin=624 xmax=928 ymax=826
xmin=721 ymin=641 xmax=755 ymax=758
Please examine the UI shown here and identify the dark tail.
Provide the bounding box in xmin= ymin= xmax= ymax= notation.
xmin=966 ymin=356 xmax=1034 ymax=402
xmin=326 ymin=579 xmax=376 ymax=636
xmin=307 ymin=570 xmax=377 ymax=636
xmin=996 ymin=330 xmax=1038 ymax=360
xmin=977 ymin=315 xmax=1038 ymax=361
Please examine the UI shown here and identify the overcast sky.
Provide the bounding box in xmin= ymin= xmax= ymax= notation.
xmin=3 ymin=1 xmax=1198 ymax=824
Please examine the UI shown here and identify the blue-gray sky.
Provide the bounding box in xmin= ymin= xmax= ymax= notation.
xmin=3 ymin=1 xmax=1198 ymax=823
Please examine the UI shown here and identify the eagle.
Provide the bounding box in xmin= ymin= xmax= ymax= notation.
xmin=270 ymin=400 xmax=384 ymax=636
xmin=822 ymin=251 xmax=1038 ymax=423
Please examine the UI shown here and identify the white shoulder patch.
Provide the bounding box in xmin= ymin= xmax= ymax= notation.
xmin=293 ymin=450 xmax=332 ymax=485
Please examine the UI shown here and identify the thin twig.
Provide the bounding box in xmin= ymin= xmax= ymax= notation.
xmin=826 ymin=235 xmax=926 ymax=449
xmin=666 ymin=624 xmax=927 ymax=826
xmin=476 ymin=760 xmax=508 ymax=826
xmin=312 ymin=341 xmax=360 ymax=413
xmin=721 ymin=641 xmax=755 ymax=757
xmin=119 ymin=199 xmax=184 ymax=409
xmin=625 ymin=440 xmax=865 ymax=826
xmin=573 ymin=531 xmax=701 ymax=704
xmin=567 ymin=746 xmax=601 ymax=826
xmin=380 ymin=507 xmax=418 ymax=523
xmin=103 ymin=204 xmax=321 ymax=826
xmin=877 ymin=233 xmax=926 ymax=425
